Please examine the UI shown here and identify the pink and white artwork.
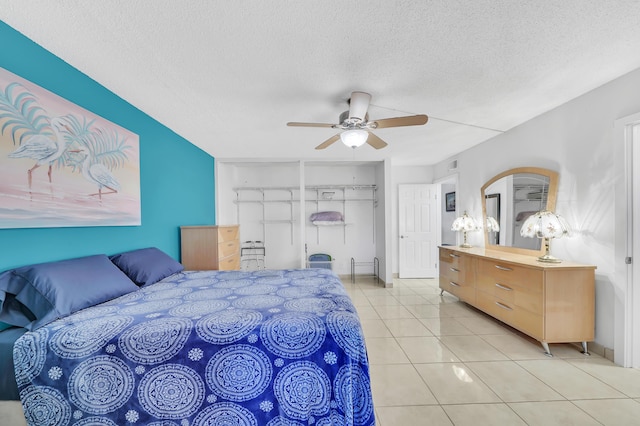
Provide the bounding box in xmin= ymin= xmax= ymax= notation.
xmin=0 ymin=67 xmax=140 ymax=229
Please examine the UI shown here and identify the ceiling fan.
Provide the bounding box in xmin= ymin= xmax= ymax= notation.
xmin=287 ymin=91 xmax=428 ymax=150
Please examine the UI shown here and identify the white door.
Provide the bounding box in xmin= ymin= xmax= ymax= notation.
xmin=399 ymin=184 xmax=438 ymax=278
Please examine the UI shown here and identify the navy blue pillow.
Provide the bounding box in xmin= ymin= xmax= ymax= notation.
xmin=0 ymin=270 xmax=36 ymax=328
xmin=109 ymin=247 xmax=184 ymax=286
xmin=5 ymin=255 xmax=138 ymax=330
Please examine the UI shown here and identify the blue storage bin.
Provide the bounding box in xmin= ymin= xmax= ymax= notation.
xmin=308 ymin=253 xmax=332 ymax=270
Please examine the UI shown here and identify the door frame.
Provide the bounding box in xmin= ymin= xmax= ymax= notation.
xmin=435 ymin=173 xmax=459 ymax=248
xmin=615 ymin=112 xmax=640 ymax=367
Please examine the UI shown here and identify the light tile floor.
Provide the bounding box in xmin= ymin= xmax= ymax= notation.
xmin=344 ymin=276 xmax=640 ymax=426
xmin=3 ymin=276 xmax=640 ymax=425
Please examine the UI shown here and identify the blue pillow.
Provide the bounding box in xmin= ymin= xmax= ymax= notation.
xmin=0 ymin=271 xmax=36 ymax=328
xmin=0 ymin=322 xmax=12 ymax=332
xmin=110 ymin=247 xmax=184 ymax=286
xmin=6 ymin=255 xmax=139 ymax=330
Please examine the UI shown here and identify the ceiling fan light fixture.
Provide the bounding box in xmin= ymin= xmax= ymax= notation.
xmin=340 ymin=129 xmax=368 ymax=148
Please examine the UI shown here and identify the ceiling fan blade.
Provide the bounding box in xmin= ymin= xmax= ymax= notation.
xmin=366 ymin=132 xmax=388 ymax=150
xmin=348 ymin=91 xmax=371 ymax=121
xmin=287 ymin=122 xmax=336 ymax=128
xmin=372 ymin=114 xmax=429 ymax=129
xmin=315 ymin=134 xmax=341 ymax=150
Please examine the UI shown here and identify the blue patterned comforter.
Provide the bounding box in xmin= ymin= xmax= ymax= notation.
xmin=13 ymin=269 xmax=375 ymax=426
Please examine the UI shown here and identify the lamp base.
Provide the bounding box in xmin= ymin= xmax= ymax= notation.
xmin=537 ymin=254 xmax=562 ymax=263
xmin=459 ymin=243 xmax=473 ymax=248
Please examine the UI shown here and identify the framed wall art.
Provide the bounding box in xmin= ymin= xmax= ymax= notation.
xmin=445 ymin=191 xmax=456 ymax=212
xmin=0 ymin=67 xmax=140 ymax=229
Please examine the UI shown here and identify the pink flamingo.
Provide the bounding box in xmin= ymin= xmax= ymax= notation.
xmin=8 ymin=117 xmax=70 ymax=188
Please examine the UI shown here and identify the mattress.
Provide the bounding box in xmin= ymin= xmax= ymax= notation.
xmin=0 ymin=327 xmax=27 ymax=400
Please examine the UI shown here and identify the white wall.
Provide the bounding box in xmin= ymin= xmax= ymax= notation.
xmin=432 ymin=67 xmax=640 ymax=354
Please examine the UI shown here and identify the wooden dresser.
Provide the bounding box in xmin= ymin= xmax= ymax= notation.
xmin=439 ymin=246 xmax=595 ymax=356
xmin=180 ymin=225 xmax=240 ymax=270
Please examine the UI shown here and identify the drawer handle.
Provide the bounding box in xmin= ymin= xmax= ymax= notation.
xmin=495 ymin=265 xmax=513 ymax=272
xmin=449 ymin=281 xmax=460 ymax=287
xmin=495 ymin=301 xmax=513 ymax=311
xmin=227 ymin=243 xmax=234 ymax=247
xmin=449 ymin=253 xmax=460 ymax=258
xmin=450 ymin=267 xmax=459 ymax=273
xmin=495 ymin=283 xmax=513 ymax=291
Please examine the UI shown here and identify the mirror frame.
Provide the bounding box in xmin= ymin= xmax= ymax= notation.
xmin=480 ymin=167 xmax=559 ymax=256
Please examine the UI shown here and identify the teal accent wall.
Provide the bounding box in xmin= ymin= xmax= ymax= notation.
xmin=0 ymin=22 xmax=215 ymax=270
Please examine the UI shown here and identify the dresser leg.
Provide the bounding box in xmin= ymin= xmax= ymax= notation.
xmin=580 ymin=341 xmax=590 ymax=356
xmin=440 ymin=289 xmax=444 ymax=296
xmin=541 ymin=342 xmax=553 ymax=357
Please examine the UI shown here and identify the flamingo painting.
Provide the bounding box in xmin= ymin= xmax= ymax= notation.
xmin=71 ymin=146 xmax=121 ymax=199
xmin=0 ymin=68 xmax=140 ymax=228
xmin=7 ymin=117 xmax=71 ymax=188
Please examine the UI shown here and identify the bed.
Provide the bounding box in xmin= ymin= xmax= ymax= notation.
xmin=0 ymin=248 xmax=375 ymax=426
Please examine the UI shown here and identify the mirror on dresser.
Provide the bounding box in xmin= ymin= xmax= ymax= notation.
xmin=480 ymin=167 xmax=559 ymax=256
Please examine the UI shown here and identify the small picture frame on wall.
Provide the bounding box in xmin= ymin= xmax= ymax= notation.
xmin=445 ymin=192 xmax=456 ymax=212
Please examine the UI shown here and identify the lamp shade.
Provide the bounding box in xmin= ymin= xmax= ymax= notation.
xmin=486 ymin=216 xmax=500 ymax=232
xmin=451 ymin=211 xmax=480 ymax=248
xmin=340 ymin=129 xmax=368 ymax=148
xmin=451 ymin=211 xmax=481 ymax=232
xmin=520 ymin=210 xmax=571 ymax=263
xmin=520 ymin=210 xmax=571 ymax=239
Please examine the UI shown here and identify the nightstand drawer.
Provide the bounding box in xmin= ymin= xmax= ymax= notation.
xmin=217 ymin=226 xmax=239 ymax=242
xmin=218 ymin=254 xmax=240 ymax=271
xmin=218 ymin=239 xmax=240 ymax=258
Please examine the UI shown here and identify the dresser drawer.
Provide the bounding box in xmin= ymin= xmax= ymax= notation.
xmin=478 ymin=260 xmax=543 ymax=293
xmin=439 ymin=275 xmax=476 ymax=304
xmin=440 ymin=261 xmax=463 ymax=281
xmin=476 ymin=278 xmax=543 ymax=315
xmin=476 ymin=290 xmax=543 ymax=338
xmin=218 ymin=239 xmax=240 ymax=258
xmin=440 ymin=248 xmax=462 ymax=269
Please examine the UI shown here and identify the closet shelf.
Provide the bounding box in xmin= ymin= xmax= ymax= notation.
xmin=234 ymin=199 xmax=300 ymax=204
xmin=306 ymin=198 xmax=375 ymax=202
xmin=234 ymin=183 xmax=377 ymax=246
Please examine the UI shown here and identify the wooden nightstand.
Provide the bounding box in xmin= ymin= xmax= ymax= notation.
xmin=180 ymin=225 xmax=240 ymax=270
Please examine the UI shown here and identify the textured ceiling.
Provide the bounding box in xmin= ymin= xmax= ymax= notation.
xmin=2 ymin=1 xmax=640 ymax=165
